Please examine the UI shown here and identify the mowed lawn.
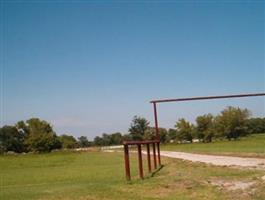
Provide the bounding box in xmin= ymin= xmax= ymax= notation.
xmin=162 ymin=134 xmax=265 ymax=158
xmin=1 ymin=151 xmax=265 ymax=200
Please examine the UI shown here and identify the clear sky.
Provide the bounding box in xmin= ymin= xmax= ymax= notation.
xmin=1 ymin=1 xmax=264 ymax=139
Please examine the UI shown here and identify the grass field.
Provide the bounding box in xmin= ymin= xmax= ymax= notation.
xmin=1 ymin=150 xmax=265 ymax=200
xmin=162 ymin=134 xmax=265 ymax=158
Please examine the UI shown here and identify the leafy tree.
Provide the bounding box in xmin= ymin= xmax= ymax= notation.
xmin=109 ymin=132 xmax=123 ymax=145
xmin=59 ymin=134 xmax=77 ymax=149
xmin=158 ymin=128 xmax=168 ymax=143
xmin=245 ymin=118 xmax=265 ymax=134
xmin=175 ymin=118 xmax=194 ymax=143
xmin=128 ymin=116 xmax=150 ymax=140
xmin=0 ymin=125 xmax=25 ymax=153
xmin=77 ymin=136 xmax=92 ymax=147
xmin=144 ymin=127 xmax=168 ymax=143
xmin=93 ymin=132 xmax=123 ymax=146
xmin=16 ymin=121 xmax=29 ymax=138
xmin=215 ymin=107 xmax=250 ymax=140
xmin=167 ymin=128 xmax=177 ymax=142
xmin=93 ymin=136 xmax=104 ymax=146
xmin=143 ymin=127 xmax=156 ymax=140
xmin=195 ymin=114 xmax=214 ymax=142
xmin=102 ymin=133 xmax=112 ymax=145
xmin=24 ymin=118 xmax=61 ymax=152
xmin=122 ymin=134 xmax=132 ymax=141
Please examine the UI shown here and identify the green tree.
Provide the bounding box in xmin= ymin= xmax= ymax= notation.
xmin=144 ymin=127 xmax=168 ymax=143
xmin=93 ymin=136 xmax=104 ymax=146
xmin=122 ymin=134 xmax=132 ymax=141
xmin=195 ymin=114 xmax=214 ymax=142
xmin=0 ymin=125 xmax=25 ymax=153
xmin=59 ymin=134 xmax=77 ymax=149
xmin=245 ymin=118 xmax=265 ymax=134
xmin=77 ymin=136 xmax=91 ymax=147
xmin=128 ymin=116 xmax=150 ymax=140
xmin=167 ymin=128 xmax=177 ymax=142
xmin=175 ymin=118 xmax=194 ymax=143
xmin=25 ymin=118 xmax=61 ymax=152
xmin=102 ymin=133 xmax=111 ymax=146
xmin=109 ymin=132 xmax=123 ymax=145
xmin=215 ymin=107 xmax=250 ymax=140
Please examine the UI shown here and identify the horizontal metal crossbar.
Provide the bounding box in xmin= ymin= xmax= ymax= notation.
xmin=123 ymin=140 xmax=160 ymax=145
xmin=150 ymin=93 xmax=265 ymax=104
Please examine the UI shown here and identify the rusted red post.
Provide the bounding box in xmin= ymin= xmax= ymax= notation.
xmin=146 ymin=143 xmax=151 ymax=173
xmin=153 ymin=102 xmax=159 ymax=139
xmin=157 ymin=142 xmax=161 ymax=166
xmin=123 ymin=140 xmax=159 ymax=180
xmin=137 ymin=144 xmax=144 ymax=179
xmin=153 ymin=102 xmax=161 ymax=166
xmin=124 ymin=144 xmax=131 ymax=181
xmin=152 ymin=142 xmax=157 ymax=169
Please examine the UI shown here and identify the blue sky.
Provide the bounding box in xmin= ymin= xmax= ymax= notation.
xmin=1 ymin=1 xmax=264 ymax=139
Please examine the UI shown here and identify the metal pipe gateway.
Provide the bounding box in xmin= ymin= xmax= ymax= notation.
xmin=123 ymin=92 xmax=265 ymax=180
xmin=150 ymin=93 xmax=265 ymax=138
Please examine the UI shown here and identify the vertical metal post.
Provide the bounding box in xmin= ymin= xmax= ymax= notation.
xmin=153 ymin=103 xmax=161 ymax=166
xmin=137 ymin=144 xmax=144 ymax=179
xmin=124 ymin=144 xmax=131 ymax=181
xmin=153 ymin=103 xmax=159 ymax=139
xmin=157 ymin=142 xmax=161 ymax=166
xmin=152 ymin=142 xmax=157 ymax=169
xmin=146 ymin=143 xmax=151 ymax=173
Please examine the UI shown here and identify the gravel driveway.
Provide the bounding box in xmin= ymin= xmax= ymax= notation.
xmin=160 ymin=151 xmax=265 ymax=170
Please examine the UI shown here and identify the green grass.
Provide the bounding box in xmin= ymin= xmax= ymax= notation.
xmin=162 ymin=134 xmax=265 ymax=158
xmin=0 ymin=151 xmax=265 ymax=200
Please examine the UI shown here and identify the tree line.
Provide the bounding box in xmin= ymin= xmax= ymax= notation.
xmin=93 ymin=106 xmax=265 ymax=145
xmin=0 ymin=118 xmax=92 ymax=153
xmin=1 ymin=106 xmax=264 ymax=153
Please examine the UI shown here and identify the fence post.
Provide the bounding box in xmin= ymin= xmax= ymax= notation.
xmin=146 ymin=143 xmax=151 ymax=173
xmin=124 ymin=144 xmax=131 ymax=181
xmin=137 ymin=144 xmax=144 ymax=179
xmin=157 ymin=142 xmax=161 ymax=166
xmin=152 ymin=142 xmax=157 ymax=169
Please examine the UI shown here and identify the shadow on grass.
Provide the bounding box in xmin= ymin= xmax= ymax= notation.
xmin=150 ymin=164 xmax=164 ymax=178
xmin=126 ymin=164 xmax=165 ymax=184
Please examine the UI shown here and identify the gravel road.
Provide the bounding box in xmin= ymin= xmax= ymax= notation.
xmin=160 ymin=151 xmax=265 ymax=170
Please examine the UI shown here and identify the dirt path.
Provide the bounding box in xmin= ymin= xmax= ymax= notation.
xmin=160 ymin=151 xmax=265 ymax=170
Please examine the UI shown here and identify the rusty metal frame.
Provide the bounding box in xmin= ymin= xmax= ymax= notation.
xmin=123 ymin=92 xmax=265 ymax=180
xmin=150 ymin=93 xmax=265 ymax=139
xmin=123 ymin=140 xmax=160 ymax=181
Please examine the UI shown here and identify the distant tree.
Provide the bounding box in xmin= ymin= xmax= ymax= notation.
xmin=195 ymin=114 xmax=214 ymax=142
xmin=128 ymin=116 xmax=150 ymax=140
xmin=167 ymin=128 xmax=177 ymax=142
xmin=0 ymin=125 xmax=25 ymax=153
xmin=77 ymin=136 xmax=91 ymax=148
xmin=59 ymin=134 xmax=77 ymax=149
xmin=158 ymin=128 xmax=168 ymax=143
xmin=175 ymin=118 xmax=194 ymax=143
xmin=93 ymin=131 xmax=136 ymax=146
xmin=109 ymin=132 xmax=123 ymax=145
xmin=245 ymin=118 xmax=265 ymax=134
xmin=122 ymin=134 xmax=132 ymax=141
xmin=144 ymin=127 xmax=168 ymax=143
xmin=102 ymin=133 xmax=111 ymax=146
xmin=93 ymin=136 xmax=104 ymax=146
xmin=24 ymin=118 xmax=61 ymax=152
xmin=215 ymin=107 xmax=250 ymax=140
xmin=94 ymin=133 xmax=123 ymax=146
xmin=143 ymin=127 xmax=156 ymax=140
